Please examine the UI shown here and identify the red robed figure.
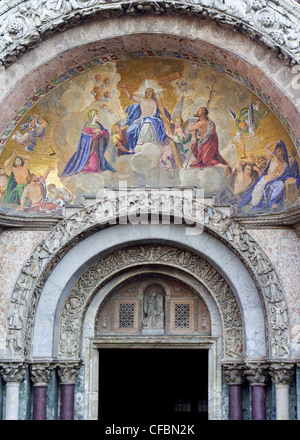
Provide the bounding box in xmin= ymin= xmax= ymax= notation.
xmin=189 ymin=121 xmax=228 ymax=169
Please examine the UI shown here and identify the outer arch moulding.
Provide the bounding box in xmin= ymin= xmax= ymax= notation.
xmin=4 ymin=196 xmax=291 ymax=362
xmin=58 ymin=249 xmax=244 ymax=361
xmin=0 ymin=0 xmax=300 ymax=67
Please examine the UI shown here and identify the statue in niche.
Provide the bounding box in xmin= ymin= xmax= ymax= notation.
xmin=142 ymin=286 xmax=164 ymax=329
xmin=102 ymin=310 xmax=108 ymax=329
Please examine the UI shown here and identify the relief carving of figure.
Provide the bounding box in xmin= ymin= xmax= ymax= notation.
xmin=8 ymin=305 xmax=22 ymax=330
xmin=249 ymin=247 xmax=271 ymax=275
xmin=6 ymin=331 xmax=23 ymax=356
xmin=261 ymin=273 xmax=283 ymax=303
xmin=142 ymin=288 xmax=164 ymax=329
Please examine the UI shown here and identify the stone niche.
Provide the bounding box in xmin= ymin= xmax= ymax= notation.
xmin=95 ymin=276 xmax=211 ymax=337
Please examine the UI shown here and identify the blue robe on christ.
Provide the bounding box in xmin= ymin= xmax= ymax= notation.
xmin=124 ymin=101 xmax=171 ymax=149
xmin=238 ymin=141 xmax=295 ymax=210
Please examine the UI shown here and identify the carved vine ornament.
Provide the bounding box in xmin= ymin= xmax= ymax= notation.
xmin=0 ymin=0 xmax=299 ymax=67
xmin=5 ymin=192 xmax=290 ymax=361
xmin=59 ymin=244 xmax=243 ymax=359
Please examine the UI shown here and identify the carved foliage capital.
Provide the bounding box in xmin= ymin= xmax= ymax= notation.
xmin=245 ymin=361 xmax=269 ymax=384
xmin=223 ymin=363 xmax=245 ymax=384
xmin=30 ymin=363 xmax=55 ymax=385
xmin=0 ymin=362 xmax=27 ymax=383
xmin=269 ymin=362 xmax=295 ymax=385
xmin=57 ymin=362 xmax=82 ymax=384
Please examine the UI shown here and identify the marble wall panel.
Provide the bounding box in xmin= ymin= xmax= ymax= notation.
xmin=0 ymin=230 xmax=46 ymax=352
xmin=249 ymin=227 xmax=300 ymax=354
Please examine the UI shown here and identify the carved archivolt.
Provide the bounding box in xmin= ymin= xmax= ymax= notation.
xmin=5 ymin=192 xmax=290 ymax=360
xmin=0 ymin=0 xmax=299 ymax=67
xmin=59 ymin=245 xmax=243 ymax=360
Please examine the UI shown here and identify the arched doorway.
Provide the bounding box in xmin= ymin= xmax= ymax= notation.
xmin=96 ymin=275 xmax=211 ymax=423
xmin=98 ymin=348 xmax=208 ymax=423
xmin=80 ymin=257 xmax=228 ymax=420
xmin=2 ymin=199 xmax=295 ymax=420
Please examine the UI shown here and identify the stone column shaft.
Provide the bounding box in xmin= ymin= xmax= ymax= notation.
xmin=5 ymin=382 xmax=20 ymax=420
xmin=223 ymin=363 xmax=244 ymax=420
xmin=60 ymin=383 xmax=75 ymax=420
xmin=274 ymin=384 xmax=289 ymax=420
xmin=33 ymin=385 xmax=48 ymax=420
xmin=228 ymin=384 xmax=243 ymax=420
xmin=245 ymin=362 xmax=268 ymax=421
xmin=251 ymin=384 xmax=266 ymax=420
xmin=30 ymin=363 xmax=55 ymax=420
xmin=270 ymin=362 xmax=294 ymax=420
xmin=0 ymin=362 xmax=27 ymax=420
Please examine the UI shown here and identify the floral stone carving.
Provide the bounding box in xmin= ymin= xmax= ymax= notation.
xmin=0 ymin=1 xmax=299 ymax=66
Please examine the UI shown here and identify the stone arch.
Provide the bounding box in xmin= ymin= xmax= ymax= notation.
xmin=92 ymin=273 xmax=216 ymax=337
xmin=58 ymin=245 xmax=244 ymax=361
xmin=80 ymin=264 xmax=227 ymax=420
xmin=5 ymin=194 xmax=291 ymax=361
xmin=0 ymin=0 xmax=299 ymax=67
xmin=85 ymin=267 xmax=222 ymax=344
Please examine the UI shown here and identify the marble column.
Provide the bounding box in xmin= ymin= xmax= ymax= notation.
xmin=269 ymin=362 xmax=294 ymax=420
xmin=245 ymin=362 xmax=268 ymax=420
xmin=223 ymin=363 xmax=244 ymax=420
xmin=297 ymin=363 xmax=300 ymax=421
xmin=30 ymin=363 xmax=55 ymax=420
xmin=57 ymin=362 xmax=81 ymax=420
xmin=0 ymin=362 xmax=27 ymax=420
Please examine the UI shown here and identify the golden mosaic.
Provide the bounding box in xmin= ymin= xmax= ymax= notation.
xmin=0 ymin=56 xmax=299 ymax=216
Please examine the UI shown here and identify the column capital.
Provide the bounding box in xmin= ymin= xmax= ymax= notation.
xmin=245 ymin=361 xmax=269 ymax=385
xmin=30 ymin=363 xmax=56 ymax=386
xmin=223 ymin=362 xmax=245 ymax=384
xmin=0 ymin=362 xmax=27 ymax=383
xmin=269 ymin=362 xmax=295 ymax=386
xmin=57 ymin=361 xmax=82 ymax=384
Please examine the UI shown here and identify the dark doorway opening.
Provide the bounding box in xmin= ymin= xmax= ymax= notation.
xmin=98 ymin=348 xmax=208 ymax=423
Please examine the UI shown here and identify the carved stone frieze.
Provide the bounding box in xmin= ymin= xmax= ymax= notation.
xmin=0 ymin=211 xmax=62 ymax=229
xmin=59 ymin=245 xmax=243 ymax=360
xmin=232 ymin=206 xmax=300 ymax=231
xmin=0 ymin=1 xmax=299 ymax=66
xmin=4 ymin=192 xmax=290 ymax=361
